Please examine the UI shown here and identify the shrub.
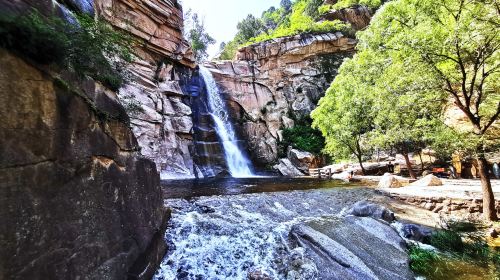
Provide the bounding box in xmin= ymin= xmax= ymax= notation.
xmin=408 ymin=245 xmax=441 ymax=276
xmin=279 ymin=116 xmax=325 ymax=156
xmin=0 ymin=10 xmax=133 ymax=91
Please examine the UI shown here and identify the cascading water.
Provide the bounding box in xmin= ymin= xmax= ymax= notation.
xmin=199 ymin=66 xmax=254 ymax=178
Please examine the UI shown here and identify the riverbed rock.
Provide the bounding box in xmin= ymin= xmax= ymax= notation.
xmin=345 ymin=201 xmax=396 ymax=222
xmin=290 ymin=216 xmax=413 ymax=280
xmin=378 ymin=173 xmax=403 ymax=188
xmin=0 ymin=49 xmax=166 ymax=280
xmin=410 ymin=174 xmax=443 ymax=187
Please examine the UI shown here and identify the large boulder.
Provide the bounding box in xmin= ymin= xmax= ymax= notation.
xmin=273 ymin=158 xmax=305 ymax=177
xmin=410 ymin=174 xmax=443 ymax=187
xmin=288 ymin=149 xmax=321 ymax=173
xmin=290 ymin=216 xmax=413 ymax=280
xmin=345 ymin=201 xmax=396 ymax=223
xmin=378 ymin=173 xmax=403 ymax=188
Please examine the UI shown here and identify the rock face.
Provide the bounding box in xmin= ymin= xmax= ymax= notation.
xmin=273 ymin=158 xmax=305 ymax=177
xmin=321 ymin=5 xmax=373 ymax=30
xmin=0 ymin=49 xmax=166 ymax=279
xmin=92 ymin=0 xmax=203 ymax=179
xmin=206 ymin=32 xmax=357 ymax=166
xmin=288 ymin=149 xmax=322 ymax=173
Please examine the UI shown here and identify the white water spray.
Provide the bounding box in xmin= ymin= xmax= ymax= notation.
xmin=199 ymin=66 xmax=254 ymax=178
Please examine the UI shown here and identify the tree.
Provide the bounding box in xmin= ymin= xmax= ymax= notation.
xmin=312 ymin=51 xmax=377 ymax=174
xmin=281 ymin=0 xmax=293 ymax=12
xmin=236 ymin=14 xmax=265 ymax=42
xmin=184 ymin=11 xmax=215 ymax=62
xmin=358 ymin=0 xmax=500 ymax=220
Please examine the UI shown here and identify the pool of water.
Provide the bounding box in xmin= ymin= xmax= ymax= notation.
xmin=161 ymin=177 xmax=368 ymax=199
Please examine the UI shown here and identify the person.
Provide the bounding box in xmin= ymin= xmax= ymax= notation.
xmin=387 ymin=161 xmax=394 ymax=173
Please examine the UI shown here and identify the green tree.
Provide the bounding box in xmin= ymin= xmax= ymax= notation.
xmin=236 ymin=14 xmax=265 ymax=42
xmin=327 ymin=0 xmax=499 ymax=220
xmin=185 ymin=12 xmax=215 ymax=62
xmin=312 ymin=51 xmax=378 ymax=174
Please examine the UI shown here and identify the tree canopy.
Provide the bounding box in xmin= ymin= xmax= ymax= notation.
xmin=312 ymin=0 xmax=499 ymax=219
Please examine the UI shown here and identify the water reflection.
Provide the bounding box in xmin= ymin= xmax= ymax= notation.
xmin=161 ymin=177 xmax=365 ymax=199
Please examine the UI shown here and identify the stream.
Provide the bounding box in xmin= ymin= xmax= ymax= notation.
xmin=153 ymin=178 xmax=413 ymax=280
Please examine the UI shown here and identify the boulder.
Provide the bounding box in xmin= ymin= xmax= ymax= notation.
xmin=290 ymin=216 xmax=413 ymax=280
xmin=410 ymin=174 xmax=443 ymax=187
xmin=397 ymin=223 xmax=434 ymax=243
xmin=378 ymin=173 xmax=403 ymax=188
xmin=345 ymin=201 xmax=396 ymax=223
xmin=273 ymin=159 xmax=305 ymax=177
xmin=288 ymin=149 xmax=320 ymax=173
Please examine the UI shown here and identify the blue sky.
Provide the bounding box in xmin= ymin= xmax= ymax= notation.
xmin=180 ymin=0 xmax=282 ymax=58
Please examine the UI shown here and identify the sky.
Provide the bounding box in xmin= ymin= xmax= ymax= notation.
xmin=180 ymin=0 xmax=282 ymax=58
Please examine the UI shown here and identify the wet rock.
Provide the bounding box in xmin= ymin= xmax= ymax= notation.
xmin=345 ymin=201 xmax=396 ymax=222
xmin=399 ymin=223 xmax=433 ymax=243
xmin=283 ymin=247 xmax=318 ymax=280
xmin=248 ymin=270 xmax=272 ymax=280
xmin=410 ymin=174 xmax=443 ymax=187
xmin=378 ymin=173 xmax=403 ymax=188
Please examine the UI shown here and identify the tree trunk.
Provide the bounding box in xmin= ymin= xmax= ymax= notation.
xmin=355 ymin=139 xmax=366 ymax=175
xmin=356 ymin=154 xmax=366 ymax=175
xmin=477 ymin=156 xmax=498 ymax=221
xmin=403 ymin=153 xmax=417 ymax=179
xmin=418 ymin=151 xmax=425 ymax=172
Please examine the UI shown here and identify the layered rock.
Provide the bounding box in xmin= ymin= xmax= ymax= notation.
xmin=0 ymin=49 xmax=166 ymax=280
xmin=206 ymin=32 xmax=357 ymax=166
xmin=92 ymin=0 xmax=202 ymax=179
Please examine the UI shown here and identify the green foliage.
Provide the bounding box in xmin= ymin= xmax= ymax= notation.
xmin=0 ymin=10 xmax=133 ymax=91
xmin=408 ymin=245 xmax=440 ymax=276
xmin=313 ymin=0 xmax=499 ymax=169
xmin=184 ymin=11 xmax=215 ymax=62
xmin=279 ymin=117 xmax=325 ymax=156
xmin=247 ymin=0 xmax=349 ymax=45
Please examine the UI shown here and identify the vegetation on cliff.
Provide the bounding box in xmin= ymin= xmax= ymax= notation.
xmin=219 ymin=0 xmax=350 ymax=60
xmin=184 ymin=10 xmax=215 ymax=62
xmin=312 ymin=0 xmax=499 ymax=220
xmin=0 ymin=10 xmax=133 ymax=91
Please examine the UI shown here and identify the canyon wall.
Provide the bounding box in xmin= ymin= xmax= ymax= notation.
xmin=93 ymin=0 xmax=202 ymax=179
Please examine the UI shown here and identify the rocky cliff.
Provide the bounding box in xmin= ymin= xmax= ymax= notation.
xmin=0 ymin=47 xmax=166 ymax=279
xmin=92 ymin=0 xmax=202 ymax=179
xmin=0 ymin=0 xmax=193 ymax=278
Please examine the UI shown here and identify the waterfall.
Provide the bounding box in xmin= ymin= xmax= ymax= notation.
xmin=199 ymin=66 xmax=255 ymax=178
